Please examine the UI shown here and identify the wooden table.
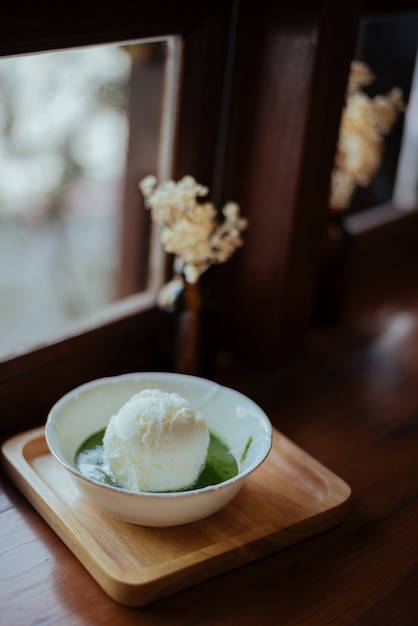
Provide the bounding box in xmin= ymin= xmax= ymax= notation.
xmin=1 ymin=301 xmax=418 ymax=625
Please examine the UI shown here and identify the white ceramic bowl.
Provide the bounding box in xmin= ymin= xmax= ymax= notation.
xmin=45 ymin=372 xmax=272 ymax=527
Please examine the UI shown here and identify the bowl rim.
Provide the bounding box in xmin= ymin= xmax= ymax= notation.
xmin=45 ymin=372 xmax=273 ymax=499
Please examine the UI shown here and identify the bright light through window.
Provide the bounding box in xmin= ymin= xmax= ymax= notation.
xmin=0 ymin=40 xmax=173 ymax=357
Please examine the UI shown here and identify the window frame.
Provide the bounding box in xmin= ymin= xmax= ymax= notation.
xmin=0 ymin=0 xmax=235 ymax=437
xmin=2 ymin=0 xmax=413 ymax=440
xmin=318 ymin=3 xmax=418 ymax=323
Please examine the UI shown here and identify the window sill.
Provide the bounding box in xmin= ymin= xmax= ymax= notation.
xmin=0 ymin=291 xmax=164 ymax=440
xmin=344 ymin=202 xmax=418 ymax=236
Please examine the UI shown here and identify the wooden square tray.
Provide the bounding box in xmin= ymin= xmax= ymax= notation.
xmin=1 ymin=426 xmax=351 ymax=606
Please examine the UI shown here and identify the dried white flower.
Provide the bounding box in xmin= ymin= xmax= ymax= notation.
xmin=330 ymin=61 xmax=404 ymax=210
xmin=139 ymin=175 xmax=248 ymax=283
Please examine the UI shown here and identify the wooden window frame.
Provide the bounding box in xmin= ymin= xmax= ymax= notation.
xmin=0 ymin=0 xmax=235 ymax=437
xmin=318 ymin=2 xmax=418 ymax=319
xmin=1 ymin=0 xmax=414 ymax=440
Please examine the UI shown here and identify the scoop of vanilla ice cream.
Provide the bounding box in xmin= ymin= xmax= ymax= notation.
xmin=103 ymin=388 xmax=209 ymax=492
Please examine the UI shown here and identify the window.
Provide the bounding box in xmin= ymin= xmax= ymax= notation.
xmin=330 ymin=12 xmax=418 ymax=219
xmin=0 ymin=1 xmax=235 ymax=437
xmin=0 ymin=39 xmax=177 ymax=358
xmin=393 ymin=41 xmax=418 ymax=211
xmin=317 ymin=7 xmax=418 ymax=326
xmin=358 ymin=13 xmax=418 ymax=214
xmin=5 ymin=1 xmax=406 ymax=438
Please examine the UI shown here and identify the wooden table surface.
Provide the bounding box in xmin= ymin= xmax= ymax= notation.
xmin=2 ymin=280 xmax=418 ymax=625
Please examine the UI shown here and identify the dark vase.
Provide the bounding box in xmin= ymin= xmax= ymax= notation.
xmin=175 ymin=281 xmax=201 ymax=375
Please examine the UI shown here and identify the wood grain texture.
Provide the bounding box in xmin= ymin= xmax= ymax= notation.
xmin=215 ymin=0 xmax=361 ymax=369
xmin=1 ymin=1 xmax=417 ymax=623
xmin=1 ymin=426 xmax=350 ymax=606
xmin=1 ymin=272 xmax=418 ymax=623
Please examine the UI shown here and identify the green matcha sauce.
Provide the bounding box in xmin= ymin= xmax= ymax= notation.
xmin=75 ymin=429 xmax=242 ymax=492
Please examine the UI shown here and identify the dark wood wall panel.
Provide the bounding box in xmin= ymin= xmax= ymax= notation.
xmin=0 ymin=1 xmax=224 ymax=57
xmin=215 ymin=0 xmax=361 ymax=369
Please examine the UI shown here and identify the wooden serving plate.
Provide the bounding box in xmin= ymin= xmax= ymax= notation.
xmin=1 ymin=426 xmax=351 ymax=606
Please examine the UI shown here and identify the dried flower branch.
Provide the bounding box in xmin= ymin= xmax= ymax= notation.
xmin=330 ymin=61 xmax=404 ymax=210
xmin=139 ymin=175 xmax=248 ymax=284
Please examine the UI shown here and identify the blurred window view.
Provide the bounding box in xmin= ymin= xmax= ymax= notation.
xmin=0 ymin=40 xmax=171 ymax=357
xmin=394 ymin=41 xmax=418 ymax=211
